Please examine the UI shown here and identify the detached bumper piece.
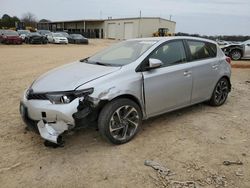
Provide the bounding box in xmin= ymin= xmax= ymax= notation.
xmin=37 ymin=120 xmax=69 ymax=146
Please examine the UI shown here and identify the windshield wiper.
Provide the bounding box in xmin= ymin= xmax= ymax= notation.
xmin=95 ymin=62 xmax=111 ymax=66
xmin=80 ymin=57 xmax=89 ymax=62
xmin=80 ymin=58 xmax=114 ymax=66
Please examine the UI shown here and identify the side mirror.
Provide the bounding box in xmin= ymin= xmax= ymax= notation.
xmin=148 ymin=58 xmax=163 ymax=69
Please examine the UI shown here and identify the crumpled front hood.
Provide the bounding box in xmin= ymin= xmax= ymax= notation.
xmin=31 ymin=61 xmax=121 ymax=92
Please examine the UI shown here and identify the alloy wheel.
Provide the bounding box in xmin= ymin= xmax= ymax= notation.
xmin=109 ymin=105 xmax=139 ymax=141
xmin=214 ymin=79 xmax=229 ymax=105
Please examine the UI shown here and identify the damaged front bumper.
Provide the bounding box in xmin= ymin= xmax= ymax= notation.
xmin=20 ymin=90 xmax=93 ymax=144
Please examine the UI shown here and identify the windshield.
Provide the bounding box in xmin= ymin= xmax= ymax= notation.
xmin=53 ymin=33 xmax=64 ymax=37
xmin=5 ymin=31 xmax=19 ymax=36
xmin=58 ymin=32 xmax=69 ymax=37
xmin=30 ymin=32 xmax=41 ymax=36
xmin=39 ymin=30 xmax=51 ymax=34
xmin=87 ymin=40 xmax=157 ymax=66
xmin=71 ymin=34 xmax=84 ymax=39
xmin=18 ymin=30 xmax=30 ymax=35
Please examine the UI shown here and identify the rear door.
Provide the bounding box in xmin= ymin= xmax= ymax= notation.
xmin=142 ymin=40 xmax=193 ymax=117
xmin=185 ymin=40 xmax=220 ymax=103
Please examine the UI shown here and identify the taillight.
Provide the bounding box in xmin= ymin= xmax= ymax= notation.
xmin=226 ymin=56 xmax=231 ymax=65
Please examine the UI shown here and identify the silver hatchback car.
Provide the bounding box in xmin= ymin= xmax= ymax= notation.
xmin=20 ymin=37 xmax=231 ymax=146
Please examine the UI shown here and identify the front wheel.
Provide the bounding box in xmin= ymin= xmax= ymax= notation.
xmin=209 ymin=77 xmax=230 ymax=106
xmin=98 ymin=98 xmax=142 ymax=144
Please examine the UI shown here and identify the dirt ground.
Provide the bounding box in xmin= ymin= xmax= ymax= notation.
xmin=0 ymin=40 xmax=250 ymax=188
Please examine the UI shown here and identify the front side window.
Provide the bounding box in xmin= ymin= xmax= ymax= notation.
xmin=187 ymin=40 xmax=216 ymax=60
xmin=149 ymin=40 xmax=187 ymax=67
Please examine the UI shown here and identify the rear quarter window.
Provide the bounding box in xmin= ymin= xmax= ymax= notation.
xmin=187 ymin=40 xmax=217 ymax=61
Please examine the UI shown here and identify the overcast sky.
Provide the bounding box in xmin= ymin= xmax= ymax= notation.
xmin=1 ymin=0 xmax=250 ymax=35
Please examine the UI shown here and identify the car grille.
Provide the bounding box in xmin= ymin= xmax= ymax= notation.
xmin=27 ymin=93 xmax=48 ymax=100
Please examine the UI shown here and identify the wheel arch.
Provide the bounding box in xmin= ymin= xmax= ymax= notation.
xmin=94 ymin=94 xmax=144 ymax=119
xmin=229 ymin=47 xmax=243 ymax=57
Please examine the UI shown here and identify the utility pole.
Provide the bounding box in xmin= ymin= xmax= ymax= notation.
xmin=100 ymin=11 xmax=102 ymax=19
xmin=139 ymin=10 xmax=142 ymax=38
xmin=169 ymin=15 xmax=172 ymax=21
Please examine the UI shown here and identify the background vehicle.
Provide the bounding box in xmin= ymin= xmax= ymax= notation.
xmin=47 ymin=33 xmax=68 ymax=44
xmin=17 ymin=30 xmax=31 ymax=41
xmin=37 ymin=30 xmax=51 ymax=38
xmin=0 ymin=29 xmax=7 ymax=43
xmin=57 ymin=31 xmax=69 ymax=39
xmin=68 ymin=34 xmax=88 ymax=44
xmin=20 ymin=37 xmax=231 ymax=146
xmin=153 ymin=28 xmax=173 ymax=37
xmin=221 ymin=40 xmax=250 ymax=60
xmin=25 ymin=32 xmax=48 ymax=44
xmin=1 ymin=30 xmax=22 ymax=44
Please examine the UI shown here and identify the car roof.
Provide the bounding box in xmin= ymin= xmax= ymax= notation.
xmin=128 ymin=36 xmax=217 ymax=45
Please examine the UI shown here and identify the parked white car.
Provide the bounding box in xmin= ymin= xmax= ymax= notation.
xmin=17 ymin=30 xmax=31 ymax=41
xmin=47 ymin=33 xmax=68 ymax=44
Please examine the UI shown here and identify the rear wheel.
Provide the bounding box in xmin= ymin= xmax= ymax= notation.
xmin=230 ymin=50 xmax=242 ymax=61
xmin=98 ymin=98 xmax=142 ymax=144
xmin=209 ymin=77 xmax=230 ymax=106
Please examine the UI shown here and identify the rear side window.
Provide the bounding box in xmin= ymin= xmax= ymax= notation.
xmin=187 ymin=40 xmax=217 ymax=61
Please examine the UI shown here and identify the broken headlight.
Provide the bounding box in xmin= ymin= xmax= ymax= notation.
xmin=46 ymin=88 xmax=94 ymax=104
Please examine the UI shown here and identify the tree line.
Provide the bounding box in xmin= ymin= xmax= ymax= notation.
xmin=0 ymin=13 xmax=38 ymax=29
xmin=175 ymin=32 xmax=250 ymax=42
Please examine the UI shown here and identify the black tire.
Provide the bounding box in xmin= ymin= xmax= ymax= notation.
xmin=209 ymin=77 xmax=230 ymax=106
xmin=230 ymin=50 xmax=242 ymax=61
xmin=98 ymin=98 xmax=142 ymax=145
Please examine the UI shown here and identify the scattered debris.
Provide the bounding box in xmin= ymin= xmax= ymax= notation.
xmin=245 ymin=81 xmax=250 ymax=84
xmin=145 ymin=160 xmax=230 ymax=187
xmin=235 ymin=169 xmax=244 ymax=177
xmin=242 ymin=153 xmax=247 ymax=157
xmin=220 ymin=136 xmax=226 ymax=140
xmin=0 ymin=162 xmax=22 ymax=173
xmin=223 ymin=160 xmax=243 ymax=166
xmin=171 ymin=180 xmax=196 ymax=188
xmin=145 ymin=160 xmax=196 ymax=188
xmin=144 ymin=160 xmax=173 ymax=176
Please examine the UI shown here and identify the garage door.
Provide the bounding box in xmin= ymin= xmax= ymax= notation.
xmin=124 ymin=22 xmax=134 ymax=39
xmin=107 ymin=23 xmax=116 ymax=39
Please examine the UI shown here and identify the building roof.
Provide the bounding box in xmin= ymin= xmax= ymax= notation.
xmin=38 ymin=17 xmax=175 ymax=24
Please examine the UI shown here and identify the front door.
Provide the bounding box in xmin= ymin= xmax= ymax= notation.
xmin=142 ymin=40 xmax=193 ymax=117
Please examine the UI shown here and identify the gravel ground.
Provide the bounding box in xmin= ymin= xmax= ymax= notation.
xmin=0 ymin=40 xmax=250 ymax=188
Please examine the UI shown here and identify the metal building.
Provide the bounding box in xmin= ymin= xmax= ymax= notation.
xmin=104 ymin=17 xmax=175 ymax=40
xmin=37 ymin=17 xmax=176 ymax=39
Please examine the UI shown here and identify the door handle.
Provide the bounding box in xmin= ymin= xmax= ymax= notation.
xmin=184 ymin=71 xmax=192 ymax=76
xmin=212 ymin=64 xmax=219 ymax=69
